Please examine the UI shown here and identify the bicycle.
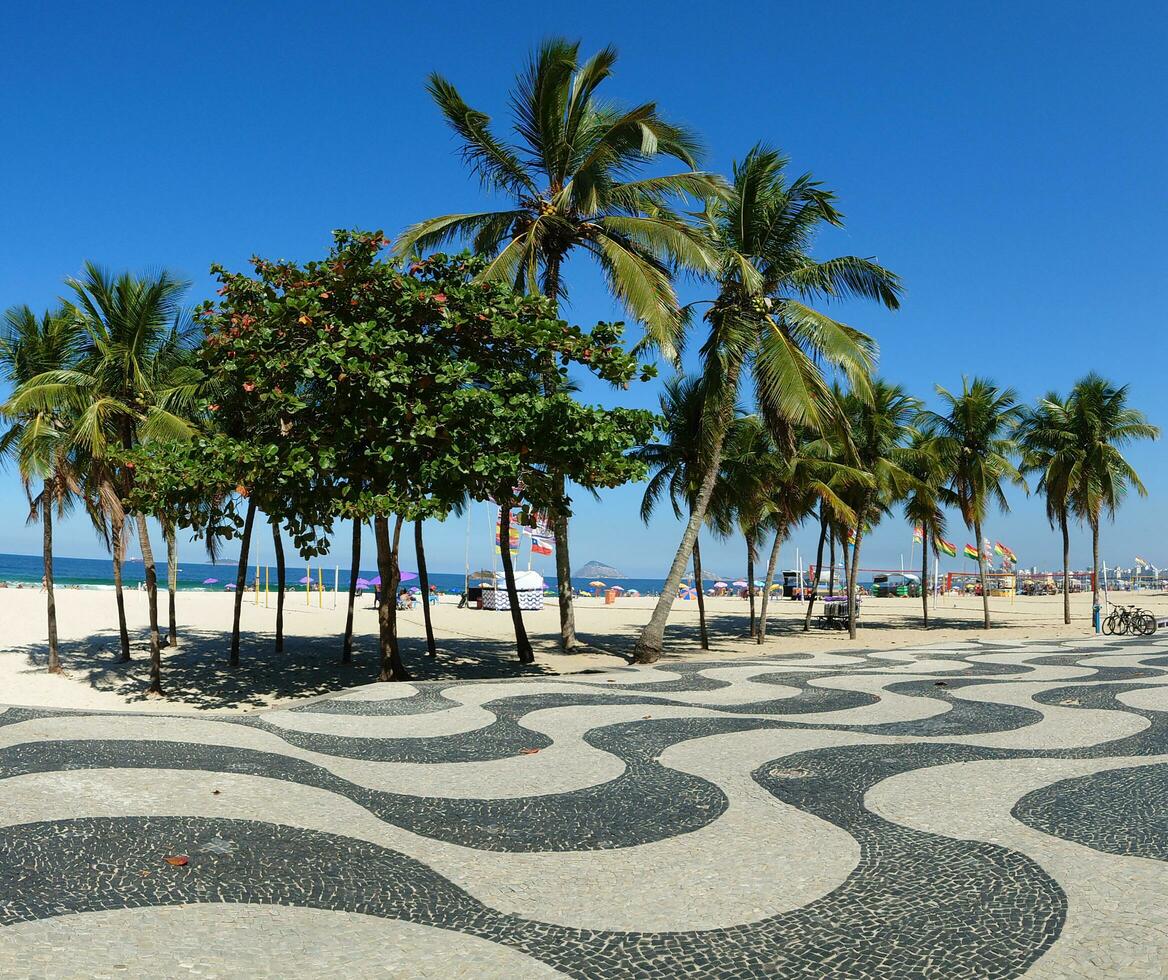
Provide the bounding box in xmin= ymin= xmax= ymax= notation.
xmin=1103 ymin=604 xmax=1157 ymax=636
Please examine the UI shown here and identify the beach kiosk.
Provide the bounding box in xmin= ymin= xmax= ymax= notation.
xmin=481 ymin=570 xmax=546 ymax=611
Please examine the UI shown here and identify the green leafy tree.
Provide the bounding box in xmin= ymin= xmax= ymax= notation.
xmin=635 ymin=146 xmax=901 ymax=662
xmin=902 ymin=430 xmax=954 ymax=627
xmin=920 ymin=378 xmax=1024 ymax=630
xmin=396 ymin=37 xmax=719 ymax=652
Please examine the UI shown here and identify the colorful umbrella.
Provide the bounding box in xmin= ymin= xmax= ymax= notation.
xmin=610 ymin=585 xmax=625 ymax=592
xmin=298 ymin=575 xmax=313 ymax=584
xmin=224 ymin=583 xmax=236 ymax=590
xmin=714 ymin=581 xmax=728 ymax=588
xmin=589 ymin=580 xmax=606 ymax=587
xmin=732 ymin=580 xmax=748 ymax=587
xmin=202 ymin=577 xmax=218 ymax=585
xmin=753 ymin=580 xmax=765 ymax=587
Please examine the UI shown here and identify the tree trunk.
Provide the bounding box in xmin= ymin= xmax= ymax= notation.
xmin=230 ymin=495 xmax=257 ymax=667
xmin=828 ymin=531 xmax=837 ymax=595
xmin=375 ymin=514 xmax=409 ymax=681
xmin=803 ymin=507 xmax=829 ymax=632
xmin=550 ymin=484 xmax=578 ymax=651
xmin=634 ymin=360 xmax=741 ymax=664
xmin=342 ymin=517 xmax=361 ymax=664
xmin=921 ymin=528 xmax=929 ymax=628
xmin=414 ymin=518 xmax=437 ymax=658
xmin=693 ymin=529 xmax=709 ymax=650
xmin=111 ymin=514 xmax=131 ymax=661
xmin=498 ymin=504 xmax=535 ymax=664
xmin=134 ymin=513 xmax=163 ymax=695
xmin=746 ymin=536 xmax=757 ymax=638
xmin=1060 ymin=511 xmax=1071 ymax=625
xmin=1090 ymin=517 xmax=1101 ymax=613
xmin=42 ymin=480 xmax=60 ymax=673
xmin=165 ymin=521 xmax=178 ymax=646
xmin=272 ymin=519 xmax=285 ymax=653
xmin=847 ymin=523 xmax=865 ymax=640
xmin=841 ymin=532 xmax=852 ymax=598
xmin=756 ymin=526 xmax=784 ymax=644
xmin=974 ymin=519 xmax=991 ymax=628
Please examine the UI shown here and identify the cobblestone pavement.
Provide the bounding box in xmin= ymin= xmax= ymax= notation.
xmin=2 ymin=634 xmax=1168 ymax=978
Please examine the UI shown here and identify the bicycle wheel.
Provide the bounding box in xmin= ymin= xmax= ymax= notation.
xmin=1138 ymin=612 xmax=1157 ymax=635
xmin=1102 ymin=614 xmax=1117 ymax=635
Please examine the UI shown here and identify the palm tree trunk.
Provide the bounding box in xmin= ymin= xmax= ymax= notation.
xmin=828 ymin=531 xmax=837 ymax=595
xmin=974 ymin=519 xmax=991 ymax=628
xmin=111 ymin=515 xmax=131 ymax=662
xmin=803 ymin=507 xmax=829 ymax=632
xmin=693 ymin=529 xmax=709 ymax=650
xmin=921 ymin=529 xmax=929 ymax=628
xmin=756 ymin=525 xmax=784 ymax=644
xmin=165 ymin=521 xmax=178 ymax=646
xmin=498 ymin=504 xmax=534 ymax=664
xmin=375 ymin=514 xmax=409 ymax=681
xmin=134 ymin=513 xmax=163 ymax=695
xmin=1060 ymin=511 xmax=1071 ymax=625
xmin=746 ymin=537 xmax=757 ymax=638
xmin=42 ymin=480 xmax=60 ymax=673
xmin=841 ymin=532 xmax=852 ymax=598
xmin=848 ymin=521 xmax=865 ymax=640
xmin=271 ymin=519 xmax=285 ymax=653
xmin=229 ymin=495 xmax=257 ymax=667
xmin=1090 ymin=517 xmax=1101 ymax=614
xmin=634 ymin=361 xmax=741 ymax=664
xmin=342 ymin=517 xmax=361 ymax=664
xmin=415 ymin=518 xmax=437 ymax=658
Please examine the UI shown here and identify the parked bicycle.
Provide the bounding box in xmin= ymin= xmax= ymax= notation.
xmin=1102 ymin=603 xmax=1157 ymax=636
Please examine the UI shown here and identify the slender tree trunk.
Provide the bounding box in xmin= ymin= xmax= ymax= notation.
xmin=42 ymin=480 xmax=60 ymax=673
xmin=375 ymin=514 xmax=409 ymax=681
xmin=828 ymin=531 xmax=837 ymax=596
xmin=165 ymin=521 xmax=178 ymax=647
xmin=342 ymin=517 xmax=361 ymax=664
xmin=415 ymin=518 xmax=437 ymax=658
xmin=550 ymin=481 xmax=578 ymax=652
xmin=1060 ymin=511 xmax=1071 ymax=625
xmin=746 ymin=537 xmax=757 ymax=638
xmin=803 ymin=508 xmax=829 ymax=632
xmin=634 ymin=361 xmax=741 ymax=663
xmin=134 ymin=513 xmax=163 ymax=695
xmin=693 ymin=529 xmax=709 ymax=650
xmin=974 ymin=518 xmax=990 ymax=628
xmin=272 ymin=519 xmax=285 ymax=653
xmin=841 ymin=532 xmax=852 ymax=599
xmin=230 ymin=496 xmax=257 ymax=667
xmin=1090 ymin=517 xmax=1101 ymax=613
xmin=921 ymin=529 xmax=930 ymax=628
xmin=498 ymin=504 xmax=535 ymax=663
xmin=848 ymin=520 xmax=866 ymax=640
xmin=111 ymin=514 xmax=131 ymax=662
xmin=756 ymin=525 xmax=785 ymax=644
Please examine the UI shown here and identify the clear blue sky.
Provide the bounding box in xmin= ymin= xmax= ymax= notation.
xmin=1 ymin=0 xmax=1164 ymax=577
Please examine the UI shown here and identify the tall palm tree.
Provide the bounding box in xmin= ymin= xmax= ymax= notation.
xmin=633 ymin=374 xmax=721 ymax=649
xmin=396 ymin=37 xmax=721 ymax=651
xmin=1063 ymin=375 xmax=1159 ymax=612
xmin=1018 ymin=393 xmax=1078 ymax=624
xmin=9 ymin=266 xmax=200 ymax=693
xmin=901 ymin=430 xmax=953 ymax=627
xmin=0 ymin=305 xmax=83 ymax=673
xmin=920 ymin=378 xmax=1024 ymax=630
xmin=634 ymin=146 xmax=901 ymax=662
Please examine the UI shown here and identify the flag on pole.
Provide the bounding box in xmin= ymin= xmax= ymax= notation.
xmin=963 ymin=544 xmax=980 ymax=560
xmin=912 ymin=525 xmax=923 ymax=544
xmin=996 ymin=541 xmax=1017 ymax=563
xmin=847 ymin=526 xmax=858 ymax=543
xmin=495 ymin=510 xmax=520 ymax=557
xmin=529 ymin=533 xmax=554 ymax=556
xmin=938 ymin=538 xmax=958 ymax=558
xmin=1134 ymin=556 xmax=1150 ymax=568
xmin=982 ymin=538 xmax=993 ymax=560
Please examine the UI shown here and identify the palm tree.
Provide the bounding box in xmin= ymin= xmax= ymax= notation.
xmin=634 ymin=146 xmax=901 ymax=662
xmin=902 ymin=430 xmax=952 ymax=627
xmin=396 ymin=37 xmax=721 ymax=651
xmin=0 ymin=305 xmax=83 ymax=673
xmin=633 ymin=374 xmax=720 ymax=649
xmin=920 ymin=378 xmax=1024 ymax=630
xmin=1018 ymin=393 xmax=1078 ymax=624
xmin=1063 ymin=375 xmax=1159 ymax=612
xmin=9 ymin=266 xmax=200 ymax=693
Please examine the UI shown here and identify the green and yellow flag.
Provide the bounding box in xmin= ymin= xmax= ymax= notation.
xmin=938 ymin=538 xmax=958 ymax=558
xmin=963 ymin=544 xmax=980 ymax=561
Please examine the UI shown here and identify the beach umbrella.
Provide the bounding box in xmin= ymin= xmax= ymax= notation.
xmin=714 ymin=581 xmax=728 ymax=588
xmin=355 ymin=577 xmax=371 ymax=589
xmin=370 ymin=575 xmax=381 ymax=586
xmin=401 ymin=571 xmax=418 ymax=583
xmin=625 ymin=588 xmax=640 ymax=596
xmin=610 ymin=585 xmax=625 ymax=592
xmin=298 ymin=575 xmax=312 ymax=584
xmin=769 ymin=582 xmax=782 ymax=590
xmin=224 ymin=583 xmax=236 ymax=590
xmin=753 ymin=580 xmax=765 ymax=588
xmin=469 ymin=569 xmax=496 ymax=580
xmin=202 ymin=577 xmax=218 ymax=585
xmin=732 ymin=580 xmax=748 ymax=587
xmin=589 ymin=580 xmax=606 ymax=587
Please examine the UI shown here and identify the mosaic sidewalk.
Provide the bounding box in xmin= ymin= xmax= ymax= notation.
xmin=2 ymin=635 xmax=1168 ymax=978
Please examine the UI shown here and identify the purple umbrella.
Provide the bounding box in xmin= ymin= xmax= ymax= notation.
xmin=355 ymin=577 xmax=372 ymax=589
xmin=203 ymin=577 xmax=218 ymax=585
xmin=370 ymin=572 xmax=418 ymax=587
xmin=298 ymin=575 xmax=313 ymax=585
xmin=224 ymin=583 xmax=236 ymax=590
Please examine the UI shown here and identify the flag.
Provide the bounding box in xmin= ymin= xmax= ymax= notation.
xmin=495 ymin=510 xmax=520 ymax=557
xmin=847 ymin=526 xmax=857 ymax=543
xmin=938 ymin=538 xmax=958 ymax=558
xmin=963 ymin=544 xmax=980 ymax=561
xmin=996 ymin=541 xmax=1017 ymax=563
xmin=982 ymin=538 xmax=993 ymax=560
xmin=1135 ymin=556 xmax=1150 ymax=568
xmin=529 ymin=532 xmax=554 ymax=556
xmin=912 ymin=525 xmax=923 ymax=544
xmin=993 ymin=542 xmax=1004 ymax=556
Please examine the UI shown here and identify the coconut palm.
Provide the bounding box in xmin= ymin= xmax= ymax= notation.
xmin=901 ymin=430 xmax=953 ymax=627
xmin=0 ymin=305 xmax=84 ymax=672
xmin=634 ymin=147 xmax=902 ymax=662
xmin=1063 ymin=375 xmax=1159 ymax=611
xmin=396 ymin=37 xmax=722 ymax=651
xmin=919 ymin=378 xmax=1024 ymax=630
xmin=8 ymin=265 xmax=200 ymax=693
xmin=1018 ymin=393 xmax=1079 ymax=624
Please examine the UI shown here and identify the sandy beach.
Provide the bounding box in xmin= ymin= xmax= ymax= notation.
xmin=2 ymin=585 xmax=1166 ymax=713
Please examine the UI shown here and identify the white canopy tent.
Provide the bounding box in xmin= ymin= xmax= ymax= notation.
xmin=481 ymin=570 xmax=546 ymax=611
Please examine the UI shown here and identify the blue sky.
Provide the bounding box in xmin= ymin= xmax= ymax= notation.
xmin=1 ymin=0 xmax=1164 ymax=578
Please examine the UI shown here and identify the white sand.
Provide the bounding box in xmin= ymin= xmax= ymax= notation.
xmin=1 ymin=584 xmax=1164 ymax=713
